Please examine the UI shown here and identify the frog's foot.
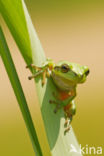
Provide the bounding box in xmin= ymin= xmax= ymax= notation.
xmin=64 ymin=126 xmax=71 ymax=135
xmin=64 ymin=115 xmax=71 ymax=127
xmin=26 ymin=64 xmax=49 ymax=86
xmin=27 ymin=70 xmax=44 ymax=80
xmin=49 ymin=100 xmax=62 ymax=113
xmin=42 ymin=71 xmax=46 ymax=86
xmin=64 ymin=115 xmax=72 ymax=134
xmin=28 ymin=71 xmax=46 ymax=86
xmin=26 ymin=64 xmax=42 ymax=70
xmin=64 ymin=118 xmax=69 ymax=127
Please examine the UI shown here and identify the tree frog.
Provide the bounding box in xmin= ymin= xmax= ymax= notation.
xmin=26 ymin=59 xmax=89 ymax=133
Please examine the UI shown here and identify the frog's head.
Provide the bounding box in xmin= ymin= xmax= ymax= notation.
xmin=53 ymin=61 xmax=90 ymax=86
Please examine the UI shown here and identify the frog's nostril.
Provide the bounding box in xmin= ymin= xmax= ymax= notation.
xmin=85 ymin=69 xmax=90 ymax=76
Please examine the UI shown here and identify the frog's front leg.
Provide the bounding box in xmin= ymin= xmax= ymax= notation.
xmin=26 ymin=64 xmax=50 ymax=86
xmin=50 ymin=100 xmax=62 ymax=113
xmin=49 ymin=91 xmax=64 ymax=113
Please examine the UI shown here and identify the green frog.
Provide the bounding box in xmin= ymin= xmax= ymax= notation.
xmin=26 ymin=59 xmax=89 ymax=133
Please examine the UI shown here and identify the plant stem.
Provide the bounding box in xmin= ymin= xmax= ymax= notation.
xmin=0 ymin=27 xmax=42 ymax=156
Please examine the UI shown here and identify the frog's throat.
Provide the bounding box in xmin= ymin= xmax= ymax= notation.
xmin=52 ymin=72 xmax=76 ymax=91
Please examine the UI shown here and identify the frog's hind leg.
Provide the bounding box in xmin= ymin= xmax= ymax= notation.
xmin=64 ymin=101 xmax=76 ymax=119
xmin=64 ymin=101 xmax=76 ymax=134
xmin=64 ymin=115 xmax=73 ymax=134
xmin=64 ymin=116 xmax=72 ymax=134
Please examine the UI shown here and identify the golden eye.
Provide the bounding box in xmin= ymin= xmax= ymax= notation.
xmin=61 ymin=64 xmax=70 ymax=73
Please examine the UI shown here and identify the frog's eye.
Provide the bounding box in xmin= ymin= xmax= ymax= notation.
xmin=61 ymin=64 xmax=70 ymax=73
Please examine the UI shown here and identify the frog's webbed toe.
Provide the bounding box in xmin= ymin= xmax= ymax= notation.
xmin=64 ymin=116 xmax=72 ymax=134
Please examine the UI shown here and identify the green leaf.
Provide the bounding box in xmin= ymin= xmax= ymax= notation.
xmin=0 ymin=0 xmax=82 ymax=155
xmin=0 ymin=0 xmax=32 ymax=65
xmin=0 ymin=27 xmax=42 ymax=156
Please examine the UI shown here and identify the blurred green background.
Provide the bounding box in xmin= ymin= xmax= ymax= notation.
xmin=0 ymin=0 xmax=104 ymax=155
